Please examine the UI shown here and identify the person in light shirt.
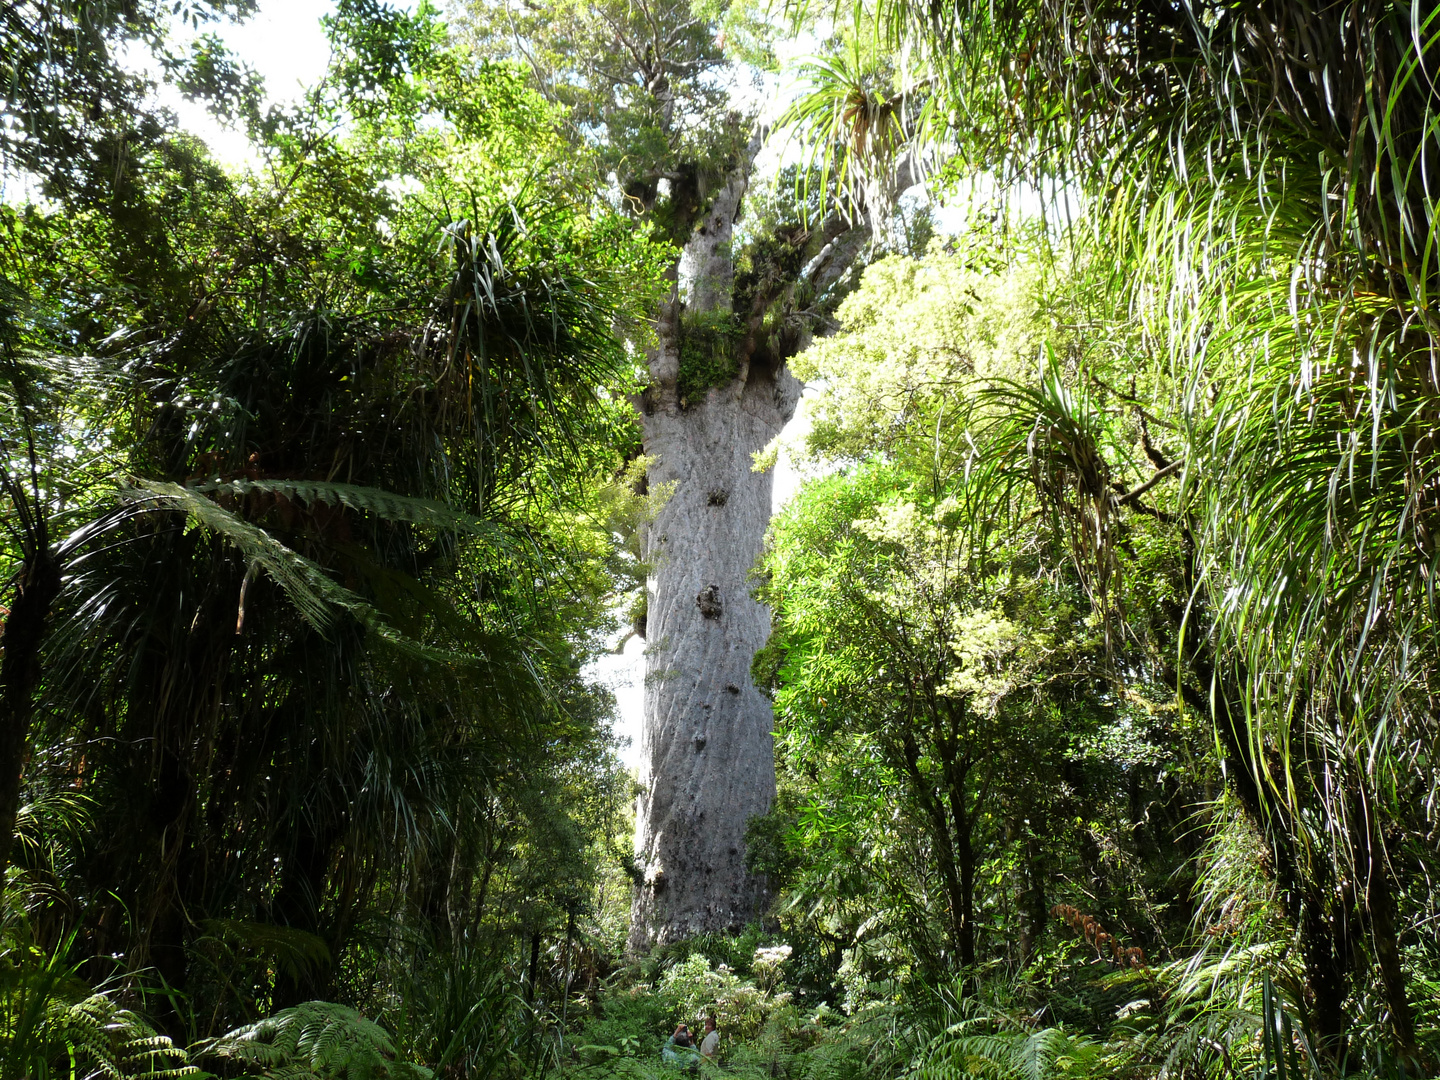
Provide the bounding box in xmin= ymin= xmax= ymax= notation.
xmin=698 ymin=1017 xmax=719 ymax=1062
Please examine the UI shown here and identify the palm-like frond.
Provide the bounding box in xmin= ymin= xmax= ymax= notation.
xmin=198 ymin=1001 xmax=432 ymax=1080
xmin=776 ymin=38 xmax=919 ymax=229
xmin=810 ymin=0 xmax=1440 ymax=1058
xmin=117 ymin=479 xmax=538 ymax=675
xmin=434 ymin=199 xmax=632 ymax=507
xmin=123 ymin=480 xmax=459 ymax=661
xmin=959 ymin=352 xmax=1142 ymax=645
xmin=188 ymin=479 xmax=512 ymax=545
xmin=126 ymin=480 xmax=362 ymax=634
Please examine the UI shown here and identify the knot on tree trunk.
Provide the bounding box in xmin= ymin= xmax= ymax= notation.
xmin=696 ymin=584 xmax=723 ymax=619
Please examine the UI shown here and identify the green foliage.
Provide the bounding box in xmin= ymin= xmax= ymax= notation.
xmin=779 ymin=0 xmax=1440 ymax=1059
xmin=655 ymin=951 xmax=797 ymax=1040
xmin=0 ymin=0 xmax=658 ymax=1068
xmin=457 ymin=0 xmax=754 ymax=245
xmin=560 ymin=949 xmax=909 ymax=1080
xmin=757 ymin=448 xmax=1174 ymax=985
xmin=0 ymin=0 xmax=256 ymax=203
xmin=0 ymin=881 xmax=194 ymax=1080
xmin=10 ymin=0 xmax=1440 ymax=1076
xmin=11 ymin=991 xmax=197 ymax=1080
xmin=570 ymin=983 xmax=674 ymax=1062
xmin=676 ymin=310 xmax=743 ymax=406
xmin=908 ymin=1015 xmax=1101 ymax=1080
xmin=788 ymin=235 xmax=1043 ymax=467
xmin=199 ymin=1002 xmax=431 ymax=1080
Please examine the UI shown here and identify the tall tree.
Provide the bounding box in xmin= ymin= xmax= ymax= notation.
xmin=459 ymin=0 xmax=904 ymax=948
xmin=3 ymin=0 xmax=660 ymax=1041
xmin=0 ymin=0 xmax=260 ymax=876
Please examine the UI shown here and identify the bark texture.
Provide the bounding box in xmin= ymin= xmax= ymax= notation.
xmin=628 ymin=369 xmax=798 ymax=948
xmin=0 ymin=548 xmax=61 ymax=873
xmin=629 ymin=155 xmax=802 ymax=950
xmin=627 ymin=137 xmax=898 ymax=950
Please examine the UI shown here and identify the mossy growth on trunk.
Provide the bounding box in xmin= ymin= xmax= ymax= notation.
xmin=676 ymin=309 xmax=742 ymax=407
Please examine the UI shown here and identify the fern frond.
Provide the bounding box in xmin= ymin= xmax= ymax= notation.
xmin=200 ymin=1001 xmax=433 ymax=1080
xmin=908 ymin=1021 xmax=1101 ymax=1080
xmin=128 ymin=479 xmax=375 ymax=632
xmin=190 ymin=479 xmax=514 ymax=548
xmin=46 ymin=993 xmax=198 ymax=1080
xmin=196 ymin=920 xmax=333 ymax=984
xmin=123 ymin=481 xmax=477 ymax=666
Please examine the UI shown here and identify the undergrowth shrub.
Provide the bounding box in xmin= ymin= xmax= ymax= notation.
xmin=657 ymin=950 xmax=796 ymax=1039
xmin=561 ymin=942 xmax=887 ymax=1080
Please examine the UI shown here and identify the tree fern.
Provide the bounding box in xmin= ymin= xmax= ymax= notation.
xmin=0 ymin=959 xmax=196 ymax=1080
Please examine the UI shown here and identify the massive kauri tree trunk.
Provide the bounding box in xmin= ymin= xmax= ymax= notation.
xmin=627 ymin=137 xmax=875 ymax=950
xmin=459 ymin=0 xmax=888 ymax=950
xmin=629 ymin=163 xmax=796 ymax=948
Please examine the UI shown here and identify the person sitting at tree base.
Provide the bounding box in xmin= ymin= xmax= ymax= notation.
xmin=662 ymin=1024 xmax=700 ymax=1069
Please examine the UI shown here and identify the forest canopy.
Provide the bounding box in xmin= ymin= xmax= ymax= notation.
xmin=1 ymin=0 xmax=1437 ymax=1079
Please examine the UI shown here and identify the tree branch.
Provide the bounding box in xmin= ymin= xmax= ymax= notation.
xmin=1115 ymin=458 xmax=1182 ymax=505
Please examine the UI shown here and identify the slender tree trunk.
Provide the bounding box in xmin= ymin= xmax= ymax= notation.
xmin=526 ymin=930 xmax=542 ymax=1004
xmin=1018 ymin=828 xmax=1046 ymax=967
xmin=1368 ymin=858 xmax=1418 ymax=1065
xmin=144 ymin=742 xmax=198 ymax=1036
xmin=1175 ymin=523 xmax=1357 ymax=1064
xmin=954 ymin=795 xmax=976 ymax=973
xmin=0 ymin=549 xmax=61 ymax=872
xmin=1353 ymin=785 xmax=1419 ymax=1065
xmin=1182 ymin=654 xmax=1354 ymax=1065
xmin=939 ymin=702 xmax=978 ymax=976
xmin=898 ymin=728 xmax=966 ymax=973
xmin=271 ymin=815 xmax=339 ymax=1007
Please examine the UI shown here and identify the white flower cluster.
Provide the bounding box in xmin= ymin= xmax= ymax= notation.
xmin=753 ymin=944 xmax=793 ymax=967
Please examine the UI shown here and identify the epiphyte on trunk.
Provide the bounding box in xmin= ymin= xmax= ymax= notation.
xmin=696 ymin=584 xmax=723 ymax=619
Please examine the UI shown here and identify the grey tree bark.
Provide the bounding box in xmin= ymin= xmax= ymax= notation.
xmin=628 ymin=149 xmax=795 ymax=949
xmin=627 ymin=362 xmax=798 ymax=948
xmin=456 ymin=0 xmax=899 ymax=952
xmin=627 ymin=137 xmax=884 ymax=951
